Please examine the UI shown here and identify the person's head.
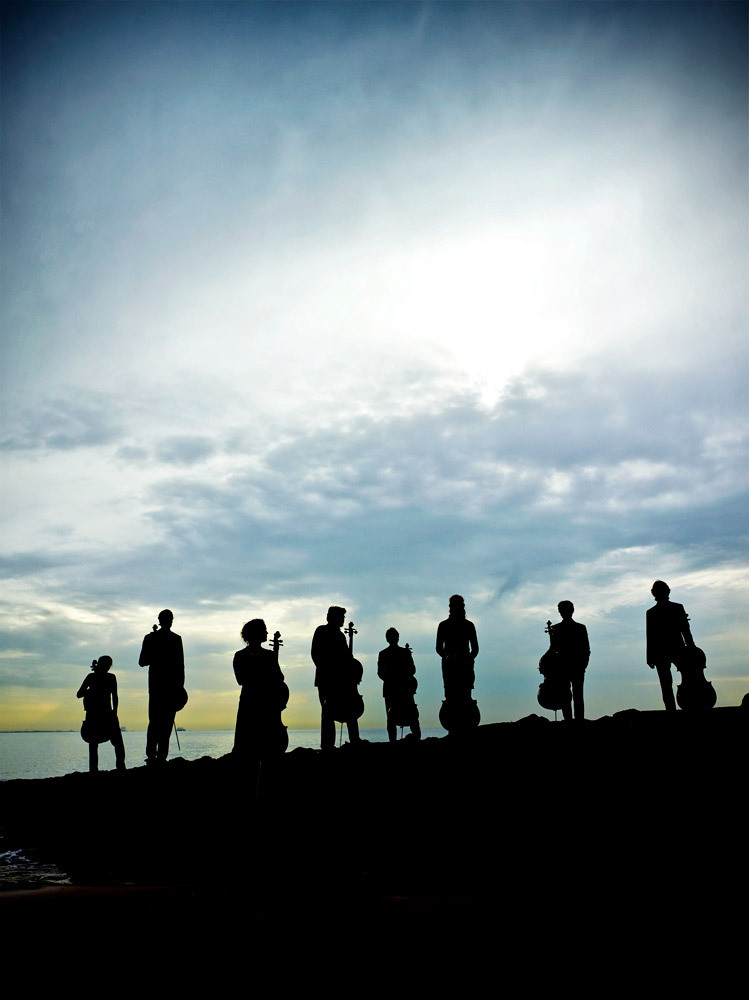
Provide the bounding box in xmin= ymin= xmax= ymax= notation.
xmin=449 ymin=594 xmax=465 ymax=617
xmin=558 ymin=601 xmax=574 ymax=619
xmin=651 ymin=580 xmax=670 ymax=601
xmin=385 ymin=627 xmax=399 ymax=645
xmin=93 ymin=655 xmax=113 ymax=673
xmin=327 ymin=606 xmax=346 ymax=627
xmin=241 ymin=619 xmax=268 ymax=645
xmin=158 ymin=609 xmax=174 ymax=628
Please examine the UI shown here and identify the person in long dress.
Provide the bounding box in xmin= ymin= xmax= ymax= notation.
xmin=233 ymin=618 xmax=287 ymax=761
xmin=436 ymin=594 xmax=479 ymax=701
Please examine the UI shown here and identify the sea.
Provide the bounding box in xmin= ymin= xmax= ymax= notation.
xmin=0 ymin=727 xmax=442 ymax=890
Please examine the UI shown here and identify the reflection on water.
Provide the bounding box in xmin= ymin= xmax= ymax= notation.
xmin=0 ymin=845 xmax=72 ymax=890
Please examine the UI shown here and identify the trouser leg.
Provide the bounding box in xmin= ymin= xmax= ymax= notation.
xmin=561 ymin=691 xmax=573 ymax=722
xmin=572 ymin=676 xmax=585 ymax=721
xmin=111 ymin=725 xmax=126 ymax=769
xmin=655 ymin=662 xmax=676 ymax=711
xmin=89 ymin=742 xmax=99 ymax=771
xmin=147 ymin=696 xmax=175 ymax=760
xmin=319 ymin=691 xmax=336 ymax=750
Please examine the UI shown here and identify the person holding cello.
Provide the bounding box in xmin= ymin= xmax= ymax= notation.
xmin=312 ymin=606 xmax=363 ymax=749
xmin=232 ymin=619 xmax=289 ymax=761
xmin=646 ymin=580 xmax=695 ymax=712
xmin=377 ymin=628 xmax=421 ymax=742
xmin=548 ymin=600 xmax=590 ymax=722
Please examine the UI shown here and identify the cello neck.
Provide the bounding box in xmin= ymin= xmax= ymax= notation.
xmin=270 ymin=630 xmax=283 ymax=660
xmin=345 ymin=621 xmax=357 ymax=654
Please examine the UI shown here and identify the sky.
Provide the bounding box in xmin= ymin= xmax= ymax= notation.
xmin=1 ymin=1 xmax=747 ymax=735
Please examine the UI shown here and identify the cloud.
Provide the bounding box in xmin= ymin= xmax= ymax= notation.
xmin=154 ymin=436 xmax=217 ymax=466
xmin=1 ymin=2 xmax=746 ymax=728
xmin=1 ymin=397 xmax=123 ymax=452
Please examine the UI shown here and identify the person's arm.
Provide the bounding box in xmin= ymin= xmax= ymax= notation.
xmin=377 ymin=650 xmax=385 ymax=681
xmin=311 ymin=626 xmax=323 ymax=668
xmin=76 ymin=676 xmax=90 ymax=699
xmin=138 ymin=634 xmax=150 ymax=668
xmin=646 ymin=611 xmax=654 ymax=666
xmin=176 ymin=635 xmax=185 ymax=686
xmin=233 ymin=652 xmax=243 ymax=687
xmin=436 ymin=622 xmax=445 ymax=657
xmin=678 ymin=606 xmax=694 ymax=648
xmin=110 ymin=675 xmax=119 ymax=715
xmin=469 ymin=623 xmax=479 ymax=660
xmin=581 ymin=625 xmax=590 ymax=667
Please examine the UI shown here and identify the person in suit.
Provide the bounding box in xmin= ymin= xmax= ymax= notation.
xmin=311 ymin=606 xmax=362 ymax=749
xmin=139 ymin=609 xmax=185 ymax=764
xmin=549 ymin=601 xmax=590 ymax=722
xmin=646 ymin=581 xmax=694 ymax=712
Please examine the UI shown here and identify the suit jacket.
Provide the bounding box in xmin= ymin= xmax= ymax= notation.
xmin=646 ymin=601 xmax=693 ymax=664
xmin=550 ymin=619 xmax=590 ymax=670
xmin=311 ymin=623 xmax=351 ymax=690
xmin=139 ymin=628 xmax=185 ymax=693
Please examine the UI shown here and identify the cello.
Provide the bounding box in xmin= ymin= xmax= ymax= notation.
xmin=675 ymin=617 xmax=716 ymax=710
xmin=269 ymin=630 xmax=290 ymax=752
xmin=537 ymin=620 xmax=571 ymax=715
xmin=389 ymin=642 xmax=419 ymax=728
xmin=326 ymin=620 xmax=365 ymax=728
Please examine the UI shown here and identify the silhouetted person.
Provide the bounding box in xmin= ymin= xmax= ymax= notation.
xmin=549 ymin=601 xmax=590 ymax=722
xmin=312 ymin=606 xmax=362 ymax=749
xmin=77 ymin=656 xmax=125 ymax=772
xmin=233 ymin=619 xmax=288 ymax=761
xmin=436 ymin=594 xmax=478 ymax=701
xmin=139 ymin=609 xmax=185 ymax=765
xmin=646 ymin=581 xmax=695 ymax=712
xmin=377 ymin=628 xmax=421 ymax=742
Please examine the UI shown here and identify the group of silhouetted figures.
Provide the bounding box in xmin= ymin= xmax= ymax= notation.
xmin=77 ymin=582 xmax=715 ymax=771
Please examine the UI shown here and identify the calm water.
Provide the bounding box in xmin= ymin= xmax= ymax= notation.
xmin=0 ymin=727 xmax=441 ymax=889
xmin=0 ymin=727 xmax=444 ymax=782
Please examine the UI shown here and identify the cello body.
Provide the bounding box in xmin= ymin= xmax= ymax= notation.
xmin=439 ymin=697 xmax=480 ymax=732
xmin=272 ymin=631 xmax=290 ymax=752
xmin=327 ymin=621 xmax=364 ymax=724
xmin=537 ymin=621 xmax=571 ymax=713
xmin=328 ymin=657 xmax=365 ymax=723
xmin=439 ymin=649 xmax=480 ymax=733
xmin=676 ymin=646 xmax=716 ymax=711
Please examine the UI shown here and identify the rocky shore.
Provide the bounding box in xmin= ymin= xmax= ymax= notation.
xmin=1 ymin=708 xmax=745 ymax=984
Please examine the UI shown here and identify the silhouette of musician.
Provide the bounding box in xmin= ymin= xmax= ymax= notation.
xmin=139 ymin=609 xmax=185 ymax=765
xmin=436 ymin=594 xmax=478 ymax=701
xmin=77 ymin=655 xmax=126 ymax=771
xmin=549 ymin=601 xmax=590 ymax=722
xmin=377 ymin=628 xmax=421 ymax=742
xmin=233 ymin=619 xmax=287 ymax=761
xmin=312 ymin=606 xmax=362 ymax=749
xmin=646 ymin=580 xmax=695 ymax=712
